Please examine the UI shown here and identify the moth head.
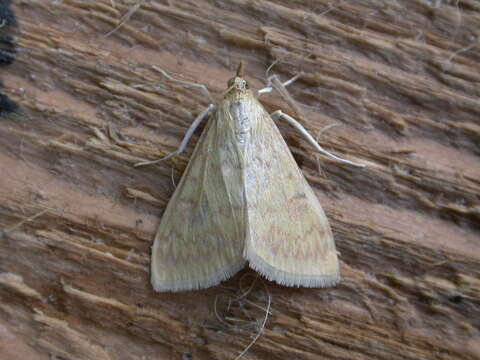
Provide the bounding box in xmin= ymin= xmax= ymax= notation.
xmin=226 ymin=76 xmax=249 ymax=92
xmin=225 ymin=61 xmax=249 ymax=94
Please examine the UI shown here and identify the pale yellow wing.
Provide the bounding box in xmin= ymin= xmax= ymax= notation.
xmin=243 ymin=96 xmax=339 ymax=287
xmin=151 ymin=111 xmax=247 ymax=292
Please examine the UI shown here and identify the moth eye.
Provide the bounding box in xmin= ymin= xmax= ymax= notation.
xmin=227 ymin=78 xmax=235 ymax=87
xmin=244 ymin=80 xmax=249 ymax=89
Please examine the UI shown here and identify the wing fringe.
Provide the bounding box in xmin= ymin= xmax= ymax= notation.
xmin=151 ymin=260 xmax=246 ymax=292
xmin=246 ymin=249 xmax=340 ymax=288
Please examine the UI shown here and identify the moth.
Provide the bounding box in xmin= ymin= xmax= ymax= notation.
xmin=138 ymin=63 xmax=364 ymax=292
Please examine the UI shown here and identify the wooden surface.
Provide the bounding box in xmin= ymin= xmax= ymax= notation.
xmin=1 ymin=1 xmax=480 ymax=359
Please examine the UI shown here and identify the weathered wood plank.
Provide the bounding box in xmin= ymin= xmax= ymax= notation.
xmin=1 ymin=1 xmax=479 ymax=359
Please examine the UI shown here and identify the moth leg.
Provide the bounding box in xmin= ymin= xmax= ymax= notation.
xmin=270 ymin=110 xmax=365 ymax=168
xmin=152 ymin=65 xmax=214 ymax=104
xmin=135 ymin=104 xmax=214 ymax=167
xmin=257 ymin=73 xmax=303 ymax=96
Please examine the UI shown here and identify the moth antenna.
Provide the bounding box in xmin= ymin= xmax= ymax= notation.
xmin=236 ymin=61 xmax=245 ymax=77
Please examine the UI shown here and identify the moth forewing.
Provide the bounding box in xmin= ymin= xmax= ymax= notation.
xmin=150 ymin=101 xmax=247 ymax=292
xmin=240 ymin=95 xmax=340 ymax=287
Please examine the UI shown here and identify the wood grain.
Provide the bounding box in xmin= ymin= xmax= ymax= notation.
xmin=1 ymin=1 xmax=479 ymax=359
